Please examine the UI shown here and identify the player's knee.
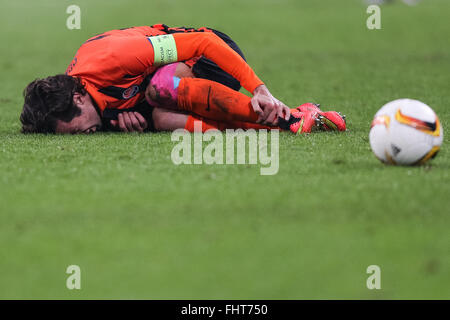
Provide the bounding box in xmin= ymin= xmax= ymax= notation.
xmin=147 ymin=63 xmax=191 ymax=109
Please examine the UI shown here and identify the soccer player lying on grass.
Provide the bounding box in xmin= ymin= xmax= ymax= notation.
xmin=20 ymin=24 xmax=346 ymax=134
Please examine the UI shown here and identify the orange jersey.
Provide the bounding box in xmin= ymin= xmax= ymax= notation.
xmin=66 ymin=25 xmax=263 ymax=113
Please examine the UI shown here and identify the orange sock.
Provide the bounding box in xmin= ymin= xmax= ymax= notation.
xmin=184 ymin=115 xmax=272 ymax=132
xmin=184 ymin=115 xmax=224 ymax=132
xmin=177 ymin=78 xmax=259 ymax=123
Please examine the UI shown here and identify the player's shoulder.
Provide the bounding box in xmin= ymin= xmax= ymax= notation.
xmin=79 ymin=26 xmax=165 ymax=50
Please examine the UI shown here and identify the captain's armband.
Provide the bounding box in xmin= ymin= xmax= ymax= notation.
xmin=147 ymin=34 xmax=178 ymax=66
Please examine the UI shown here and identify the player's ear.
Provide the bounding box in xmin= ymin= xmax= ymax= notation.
xmin=73 ymin=92 xmax=84 ymax=106
xmin=73 ymin=92 xmax=91 ymax=107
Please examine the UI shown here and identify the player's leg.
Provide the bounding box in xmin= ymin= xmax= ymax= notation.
xmin=145 ymin=62 xmax=194 ymax=110
xmin=147 ymin=64 xmax=346 ymax=133
xmin=177 ymin=77 xmax=259 ymax=123
xmin=152 ymin=107 xmax=271 ymax=132
xmin=152 ymin=108 xmax=189 ymax=131
xmin=146 ymin=63 xmax=261 ymax=124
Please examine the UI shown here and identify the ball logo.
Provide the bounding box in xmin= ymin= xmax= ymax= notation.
xmin=395 ymin=109 xmax=440 ymax=136
xmin=122 ymin=85 xmax=140 ymax=99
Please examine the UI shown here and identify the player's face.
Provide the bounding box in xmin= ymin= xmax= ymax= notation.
xmin=55 ymin=93 xmax=102 ymax=134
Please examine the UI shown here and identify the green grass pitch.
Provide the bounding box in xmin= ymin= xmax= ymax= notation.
xmin=0 ymin=0 xmax=449 ymax=299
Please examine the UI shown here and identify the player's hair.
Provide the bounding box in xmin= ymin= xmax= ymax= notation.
xmin=20 ymin=75 xmax=86 ymax=133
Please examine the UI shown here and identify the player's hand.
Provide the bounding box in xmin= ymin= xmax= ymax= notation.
xmin=110 ymin=112 xmax=148 ymax=133
xmin=251 ymin=85 xmax=290 ymax=126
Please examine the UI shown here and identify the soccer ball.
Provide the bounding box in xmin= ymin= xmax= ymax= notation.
xmin=369 ymin=99 xmax=443 ymax=165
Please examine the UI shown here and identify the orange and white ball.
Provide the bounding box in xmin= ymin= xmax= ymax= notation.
xmin=369 ymin=99 xmax=443 ymax=165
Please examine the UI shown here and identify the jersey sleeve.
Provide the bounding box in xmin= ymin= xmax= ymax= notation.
xmin=171 ymin=32 xmax=264 ymax=93
xmin=109 ymin=36 xmax=157 ymax=77
xmin=113 ymin=32 xmax=264 ymax=93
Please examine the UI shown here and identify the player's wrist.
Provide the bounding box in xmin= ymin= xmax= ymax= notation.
xmin=253 ymin=84 xmax=268 ymax=96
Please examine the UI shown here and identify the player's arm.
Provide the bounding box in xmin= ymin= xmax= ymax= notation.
xmin=117 ymin=33 xmax=261 ymax=93
xmin=169 ymin=32 xmax=262 ymax=93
